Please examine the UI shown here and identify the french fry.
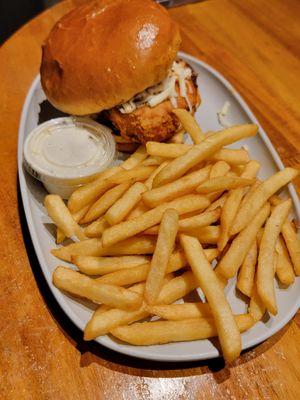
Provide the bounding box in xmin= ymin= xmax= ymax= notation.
xmin=249 ymin=284 xmax=266 ymax=323
xmin=56 ymin=229 xmax=66 ymax=244
xmin=51 ymin=236 xmax=157 ymax=262
xmin=85 ymin=271 xmax=193 ymax=341
xmin=257 ymin=199 xmax=292 ymax=314
xmin=169 ymin=127 xmax=185 ymax=143
xmin=196 ymin=177 xmax=255 ymax=194
xmin=180 ymin=234 xmax=241 ymax=362
xmin=210 ymin=148 xmax=249 ymax=165
xmin=153 ymin=271 xmax=198 ymax=305
xmin=236 ymin=240 xmax=257 ymax=297
xmin=68 ymin=166 xmax=155 ymax=214
xmin=101 ymin=194 xmax=210 ymax=248
xmin=97 ymin=256 xmax=183 ymax=286
xmin=152 ymin=124 xmax=258 ymax=187
xmin=144 ymin=209 xmax=178 ymax=305
xmin=218 ymin=160 xmax=260 ymax=251
xmin=144 ymin=160 xmax=170 ymax=190
xmin=72 ymin=254 xmax=151 ymax=275
xmin=275 ymin=236 xmax=295 ymax=285
xmin=209 ymin=160 xmax=231 ymax=178
xmin=96 ymin=250 xmax=186 ymax=286
xmin=269 ymin=195 xmax=300 ymax=275
xmin=230 ymin=168 xmax=298 ymax=235
xmin=146 ymin=142 xmax=191 ymax=158
xmin=84 ymin=274 xmax=174 ymax=340
xmin=84 ymin=217 xmax=110 ymax=238
xmin=111 ymin=314 xmax=253 ymax=346
xmin=177 ymin=208 xmax=221 ymax=231
xmin=81 ymin=181 xmax=132 ymax=223
xmin=149 ymin=302 xmax=211 ymax=320
xmin=44 ymin=195 xmax=87 ymax=241
xmin=53 ymin=266 xmax=143 ymax=310
xmin=206 ymin=161 xmax=231 ymax=202
xmin=84 ymin=284 xmax=148 ymax=340
xmin=146 ymin=142 xmax=250 ymax=165
xmin=106 ymin=166 xmax=156 ymax=185
xmin=94 ymin=248 xmax=219 ymax=286
xmin=121 ymin=145 xmax=147 ymax=170
xmin=142 ymin=156 xmax=167 ymax=166
xmin=96 ymin=249 xmax=216 ymax=287
xmin=142 ymin=165 xmax=211 ymax=208
xmin=172 ymin=108 xmax=204 ymax=144
xmin=126 ymin=162 xmax=169 ymax=220
xmin=68 ymin=165 xmax=123 ymax=212
xmin=57 ymin=203 xmax=91 ymax=243
xmin=281 ymin=220 xmax=300 ymax=276
xmin=127 ymin=165 xmax=171 ymax=221
xmin=126 ymin=202 xmax=149 ymax=220
xmin=215 ymin=203 xmax=271 ymax=279
xmin=240 ymin=180 xmax=261 ymax=208
xmin=206 ymin=193 xmax=227 ymax=211
xmin=145 ymin=208 xmax=221 ymax=235
xmin=105 ymin=182 xmax=147 ymax=225
xmin=191 ymin=225 xmax=220 ymax=244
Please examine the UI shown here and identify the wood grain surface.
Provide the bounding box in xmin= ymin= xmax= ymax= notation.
xmin=0 ymin=0 xmax=299 ymax=399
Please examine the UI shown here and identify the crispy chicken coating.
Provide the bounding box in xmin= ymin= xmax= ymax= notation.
xmin=107 ymin=77 xmax=200 ymax=143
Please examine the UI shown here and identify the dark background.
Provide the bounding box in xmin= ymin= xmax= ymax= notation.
xmin=0 ymin=0 xmax=59 ymax=44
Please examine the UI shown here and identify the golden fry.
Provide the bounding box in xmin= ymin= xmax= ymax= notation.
xmin=146 ymin=142 xmax=250 ymax=165
xmin=172 ymin=108 xmax=204 ymax=144
xmin=169 ymin=127 xmax=185 ymax=143
xmin=44 ymin=194 xmax=86 ymax=241
xmin=218 ymin=160 xmax=260 ymax=251
xmin=121 ymin=145 xmax=147 ymax=170
xmin=257 ymin=200 xmax=292 ymax=315
xmin=269 ymin=195 xmax=300 ymax=275
xmin=275 ymin=236 xmax=295 ymax=285
xmin=196 ymin=177 xmax=255 ymax=194
xmin=53 ymin=266 xmax=142 ymax=310
xmin=82 ymin=181 xmax=132 ymax=223
xmin=231 ymin=168 xmax=298 ymax=235
xmin=249 ymin=284 xmax=266 ymax=323
xmin=237 ymin=240 xmax=257 ymax=297
xmin=180 ymin=234 xmax=241 ymax=363
xmin=149 ymin=302 xmax=211 ymax=320
xmin=105 ymin=182 xmax=147 ymax=225
xmin=84 ymin=217 xmax=110 ymax=238
xmin=152 ymin=124 xmax=257 ymax=187
xmin=101 ymin=194 xmax=210 ymax=248
xmin=111 ymin=314 xmax=253 ymax=346
xmin=215 ymin=203 xmax=270 ymax=279
xmin=84 ymin=274 xmax=175 ymax=340
xmin=68 ymin=165 xmax=123 ymax=213
xmin=144 ymin=209 xmax=178 ymax=305
xmin=142 ymin=165 xmax=211 ymax=208
xmin=72 ymin=254 xmax=151 ymax=275
xmin=57 ymin=203 xmax=91 ymax=243
xmin=51 ymin=236 xmax=157 ymax=262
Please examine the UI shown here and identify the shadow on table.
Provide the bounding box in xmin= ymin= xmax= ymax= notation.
xmin=18 ymin=182 xmax=291 ymax=380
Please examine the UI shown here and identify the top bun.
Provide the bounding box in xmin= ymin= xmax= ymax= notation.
xmin=41 ymin=0 xmax=181 ymax=115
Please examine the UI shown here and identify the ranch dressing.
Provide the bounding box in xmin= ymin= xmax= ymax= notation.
xmin=24 ymin=117 xmax=116 ymax=198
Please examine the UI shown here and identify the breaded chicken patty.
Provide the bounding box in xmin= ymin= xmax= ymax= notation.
xmin=107 ymin=76 xmax=200 ymax=144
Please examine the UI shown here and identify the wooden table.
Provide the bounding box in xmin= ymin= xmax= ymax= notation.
xmin=0 ymin=0 xmax=299 ymax=398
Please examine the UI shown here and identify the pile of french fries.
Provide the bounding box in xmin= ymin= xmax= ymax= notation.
xmin=45 ymin=109 xmax=300 ymax=363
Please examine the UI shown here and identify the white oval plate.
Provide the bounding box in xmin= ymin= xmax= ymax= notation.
xmin=18 ymin=52 xmax=300 ymax=362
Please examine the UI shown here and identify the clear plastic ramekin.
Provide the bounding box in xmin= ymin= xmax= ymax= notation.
xmin=23 ymin=117 xmax=116 ymax=198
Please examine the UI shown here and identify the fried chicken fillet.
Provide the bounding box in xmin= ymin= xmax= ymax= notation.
xmin=107 ymin=75 xmax=200 ymax=143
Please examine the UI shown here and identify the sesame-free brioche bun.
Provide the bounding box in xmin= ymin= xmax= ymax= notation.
xmin=41 ymin=0 xmax=181 ymax=115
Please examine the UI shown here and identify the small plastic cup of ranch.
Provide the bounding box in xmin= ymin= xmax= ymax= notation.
xmin=23 ymin=117 xmax=116 ymax=199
